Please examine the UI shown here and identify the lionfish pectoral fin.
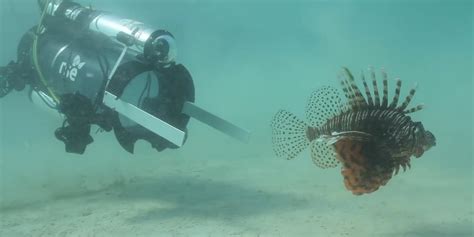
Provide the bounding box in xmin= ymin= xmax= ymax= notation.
xmin=333 ymin=137 xmax=393 ymax=195
xmin=310 ymin=139 xmax=340 ymax=169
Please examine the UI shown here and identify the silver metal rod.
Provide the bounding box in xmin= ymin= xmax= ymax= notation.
xmin=103 ymin=91 xmax=186 ymax=147
xmin=182 ymin=101 xmax=251 ymax=143
xmin=108 ymin=45 xmax=128 ymax=82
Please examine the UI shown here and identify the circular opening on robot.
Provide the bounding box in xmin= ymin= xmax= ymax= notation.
xmin=118 ymin=70 xmax=160 ymax=129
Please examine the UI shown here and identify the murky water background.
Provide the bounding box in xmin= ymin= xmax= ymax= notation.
xmin=1 ymin=0 xmax=472 ymax=236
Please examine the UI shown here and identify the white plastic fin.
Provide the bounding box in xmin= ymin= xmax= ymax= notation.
xmin=182 ymin=101 xmax=251 ymax=143
xmin=103 ymin=91 xmax=185 ymax=147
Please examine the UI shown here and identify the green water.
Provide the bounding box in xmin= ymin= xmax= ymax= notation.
xmin=0 ymin=0 xmax=472 ymax=236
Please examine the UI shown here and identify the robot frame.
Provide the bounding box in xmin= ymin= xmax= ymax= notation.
xmin=0 ymin=0 xmax=250 ymax=154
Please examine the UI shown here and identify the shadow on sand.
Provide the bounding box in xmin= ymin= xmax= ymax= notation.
xmin=384 ymin=221 xmax=473 ymax=237
xmin=114 ymin=175 xmax=317 ymax=223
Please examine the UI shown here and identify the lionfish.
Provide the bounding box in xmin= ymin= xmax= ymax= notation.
xmin=271 ymin=67 xmax=436 ymax=195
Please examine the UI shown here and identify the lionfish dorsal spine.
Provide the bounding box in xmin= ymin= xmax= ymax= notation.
xmin=381 ymin=68 xmax=389 ymax=108
xmin=389 ymin=78 xmax=402 ymax=109
xmin=361 ymin=71 xmax=374 ymax=107
xmin=404 ymin=103 xmax=424 ymax=114
xmin=398 ymin=83 xmax=418 ymax=112
xmin=339 ymin=73 xmax=355 ymax=109
xmin=344 ymin=67 xmax=367 ymax=108
xmin=369 ymin=66 xmax=381 ymax=107
xmin=338 ymin=67 xmax=424 ymax=115
xmin=340 ymin=67 xmax=368 ymax=110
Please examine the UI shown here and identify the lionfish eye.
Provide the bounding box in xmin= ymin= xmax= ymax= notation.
xmin=414 ymin=124 xmax=424 ymax=140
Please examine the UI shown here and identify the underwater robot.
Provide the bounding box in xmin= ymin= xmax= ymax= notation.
xmin=0 ymin=0 xmax=250 ymax=154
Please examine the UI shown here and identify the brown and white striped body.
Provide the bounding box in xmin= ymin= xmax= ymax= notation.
xmin=271 ymin=67 xmax=436 ymax=195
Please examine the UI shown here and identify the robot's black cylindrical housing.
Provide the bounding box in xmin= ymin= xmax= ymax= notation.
xmin=16 ymin=26 xmax=194 ymax=153
xmin=0 ymin=0 xmax=249 ymax=154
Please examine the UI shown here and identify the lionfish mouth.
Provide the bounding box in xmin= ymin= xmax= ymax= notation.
xmin=424 ymin=131 xmax=437 ymax=149
xmin=414 ymin=147 xmax=424 ymax=158
xmin=416 ymin=131 xmax=436 ymax=158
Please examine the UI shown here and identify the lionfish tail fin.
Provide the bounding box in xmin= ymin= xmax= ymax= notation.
xmin=271 ymin=110 xmax=310 ymax=160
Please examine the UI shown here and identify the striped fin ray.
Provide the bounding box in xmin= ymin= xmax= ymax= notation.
xmin=398 ymin=83 xmax=418 ymax=111
xmin=337 ymin=75 xmax=352 ymax=107
xmin=342 ymin=67 xmax=367 ymax=109
xmin=404 ymin=104 xmax=424 ymax=114
xmin=338 ymin=73 xmax=356 ymax=110
xmin=389 ymin=78 xmax=402 ymax=109
xmin=360 ymin=71 xmax=374 ymax=107
xmin=338 ymin=67 xmax=424 ymax=115
xmin=381 ymin=69 xmax=389 ymax=108
xmin=369 ymin=66 xmax=381 ymax=107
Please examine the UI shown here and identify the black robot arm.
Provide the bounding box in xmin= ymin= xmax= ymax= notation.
xmin=0 ymin=61 xmax=33 ymax=98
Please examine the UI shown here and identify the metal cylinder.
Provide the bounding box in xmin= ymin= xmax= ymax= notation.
xmin=38 ymin=0 xmax=177 ymax=64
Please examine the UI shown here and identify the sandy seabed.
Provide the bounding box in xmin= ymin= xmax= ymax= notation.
xmin=0 ymin=143 xmax=472 ymax=237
